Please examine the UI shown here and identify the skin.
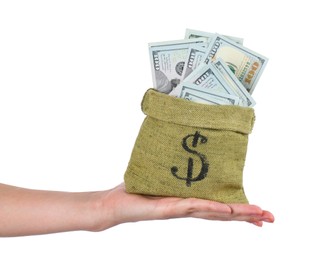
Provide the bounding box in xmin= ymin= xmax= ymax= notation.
xmin=0 ymin=182 xmax=274 ymax=237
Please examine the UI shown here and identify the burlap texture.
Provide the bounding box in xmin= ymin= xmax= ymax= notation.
xmin=124 ymin=88 xmax=255 ymax=203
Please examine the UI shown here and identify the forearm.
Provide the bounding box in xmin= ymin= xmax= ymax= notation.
xmin=0 ymin=183 xmax=106 ymax=237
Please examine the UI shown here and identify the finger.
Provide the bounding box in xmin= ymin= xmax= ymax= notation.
xmin=178 ymin=209 xmax=266 ymax=225
xmin=227 ymin=204 xmax=263 ymax=216
xmin=248 ymin=220 xmax=263 ymax=227
xmin=187 ymin=209 xmax=260 ymax=222
xmin=224 ymin=204 xmax=264 ymax=222
xmin=261 ymin=210 xmax=275 ymax=223
xmin=160 ymin=198 xmax=232 ymax=219
xmin=227 ymin=204 xmax=275 ymax=223
xmin=184 ymin=210 xmax=237 ymax=220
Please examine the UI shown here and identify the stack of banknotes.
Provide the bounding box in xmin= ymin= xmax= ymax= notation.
xmin=149 ymin=29 xmax=268 ymax=107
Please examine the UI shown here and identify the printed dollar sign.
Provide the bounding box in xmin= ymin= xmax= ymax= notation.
xmin=171 ymin=131 xmax=209 ymax=187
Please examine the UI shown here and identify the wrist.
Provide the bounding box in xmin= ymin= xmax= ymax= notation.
xmin=85 ymin=190 xmax=115 ymax=232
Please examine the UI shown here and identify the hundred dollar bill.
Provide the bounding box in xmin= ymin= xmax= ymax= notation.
xmin=181 ymin=46 xmax=206 ymax=81
xmin=185 ymin=28 xmax=244 ymax=45
xmin=212 ymin=58 xmax=256 ymax=107
xmin=173 ymin=63 xmax=237 ymax=98
xmin=149 ymin=39 xmax=206 ymax=93
xmin=203 ymin=34 xmax=268 ymax=93
xmin=180 ymin=84 xmax=239 ymax=105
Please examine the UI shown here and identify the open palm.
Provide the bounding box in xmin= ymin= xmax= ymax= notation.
xmin=101 ymin=183 xmax=274 ymax=228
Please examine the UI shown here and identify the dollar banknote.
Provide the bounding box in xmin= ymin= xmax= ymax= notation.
xmin=173 ymin=63 xmax=238 ymax=98
xmin=149 ymin=29 xmax=268 ymax=107
xmin=179 ymin=84 xmax=239 ymax=105
xmin=181 ymin=46 xmax=206 ymax=81
xmin=213 ymin=58 xmax=256 ymax=107
xmin=149 ymin=39 xmax=206 ymax=93
xmin=185 ymin=28 xmax=244 ymax=45
xmin=203 ymin=34 xmax=268 ymax=93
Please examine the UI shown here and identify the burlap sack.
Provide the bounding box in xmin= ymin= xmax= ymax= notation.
xmin=124 ymin=88 xmax=255 ymax=203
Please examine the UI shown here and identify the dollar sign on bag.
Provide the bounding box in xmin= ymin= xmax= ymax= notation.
xmin=171 ymin=131 xmax=209 ymax=187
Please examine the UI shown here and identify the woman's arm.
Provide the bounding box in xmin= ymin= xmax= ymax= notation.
xmin=0 ymin=183 xmax=101 ymax=236
xmin=0 ymin=183 xmax=274 ymax=237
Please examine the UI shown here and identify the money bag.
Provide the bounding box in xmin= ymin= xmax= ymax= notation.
xmin=124 ymin=88 xmax=255 ymax=203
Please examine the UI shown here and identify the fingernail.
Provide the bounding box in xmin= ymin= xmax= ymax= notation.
xmin=252 ymin=221 xmax=263 ymax=227
xmin=262 ymin=218 xmax=274 ymax=223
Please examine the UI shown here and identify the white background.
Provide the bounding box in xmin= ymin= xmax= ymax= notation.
xmin=0 ymin=0 xmax=321 ymax=259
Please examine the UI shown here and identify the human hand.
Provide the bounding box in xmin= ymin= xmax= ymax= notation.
xmin=93 ymin=183 xmax=274 ymax=230
xmin=0 ymin=182 xmax=274 ymax=236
